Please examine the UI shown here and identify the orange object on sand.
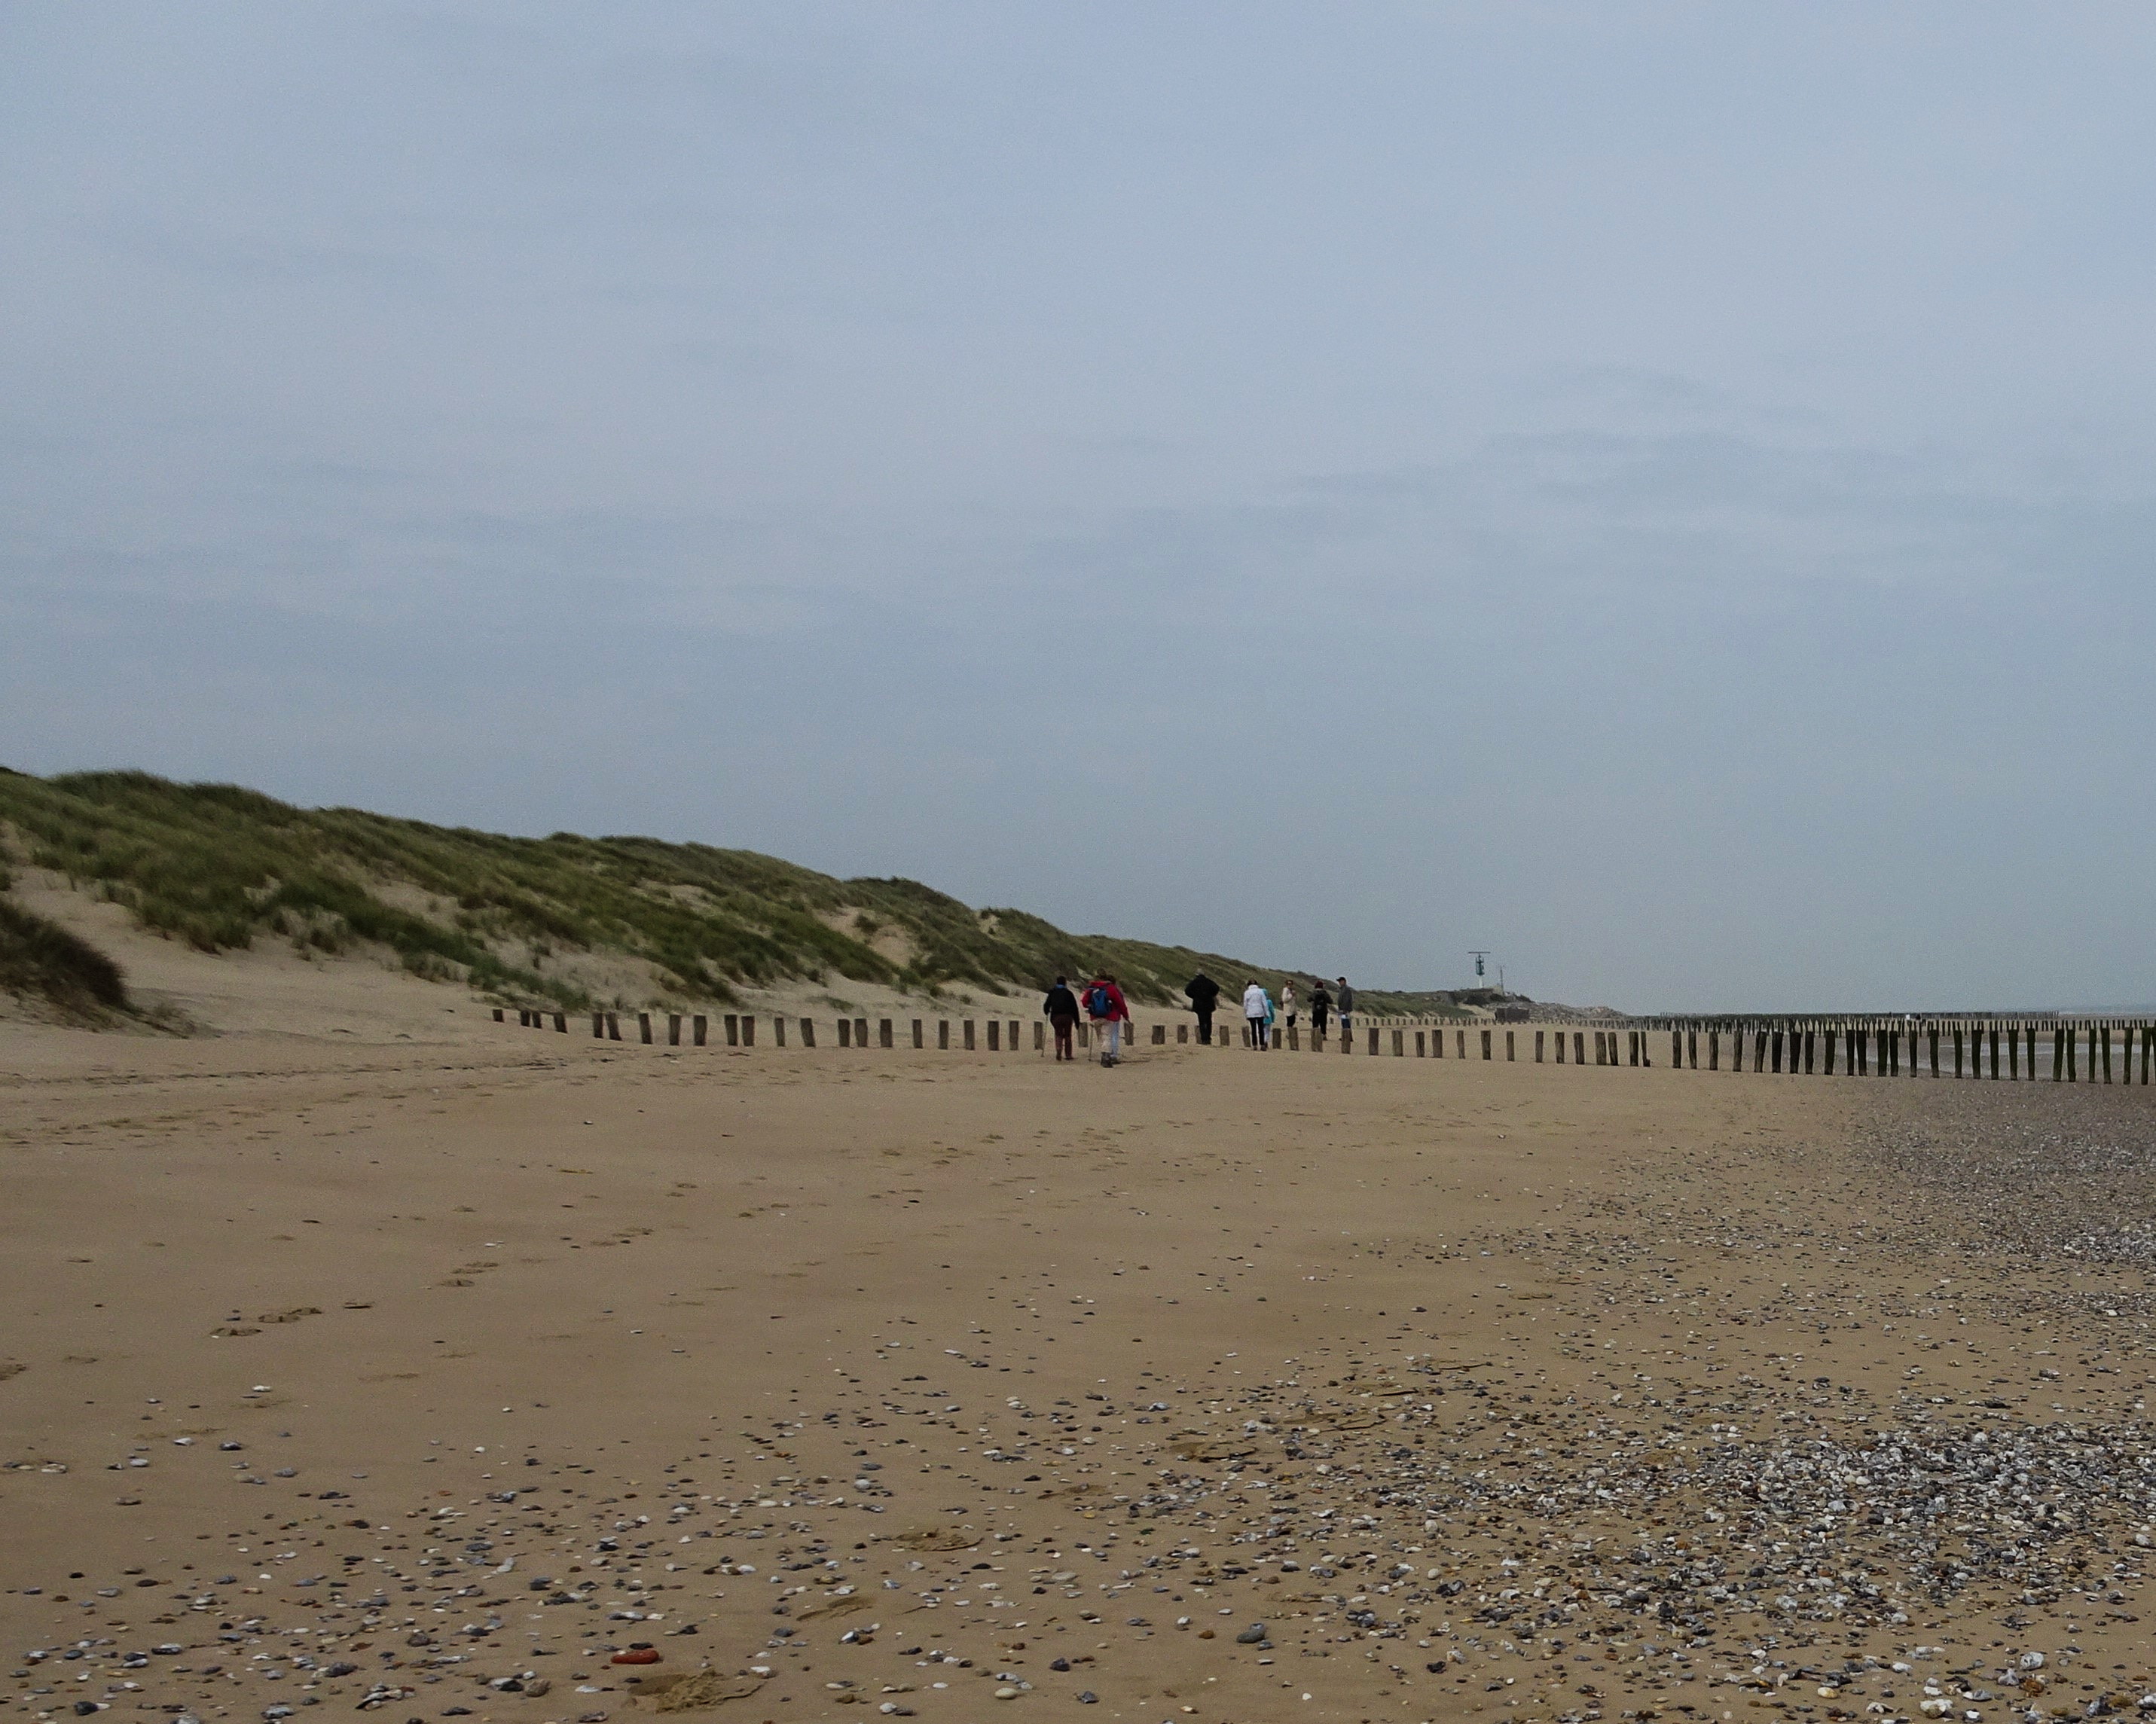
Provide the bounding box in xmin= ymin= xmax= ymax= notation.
xmin=610 ymin=1646 xmax=661 ymax=1665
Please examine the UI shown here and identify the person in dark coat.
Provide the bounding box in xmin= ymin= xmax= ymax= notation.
xmin=1184 ymin=972 xmax=1221 ymax=1046
xmin=1043 ymin=975 xmax=1081 ymax=1062
xmin=1310 ymin=981 xmax=1333 ymax=1042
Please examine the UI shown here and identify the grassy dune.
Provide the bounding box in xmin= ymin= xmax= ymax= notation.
xmin=0 ymin=768 xmax=1470 ymax=1017
xmin=0 ymin=877 xmax=133 ymax=1024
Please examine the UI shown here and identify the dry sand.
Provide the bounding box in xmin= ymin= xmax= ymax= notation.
xmin=7 ymin=1003 xmax=2156 ymax=1724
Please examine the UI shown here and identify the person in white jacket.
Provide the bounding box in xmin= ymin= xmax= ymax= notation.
xmin=1243 ymin=980 xmax=1270 ymax=1050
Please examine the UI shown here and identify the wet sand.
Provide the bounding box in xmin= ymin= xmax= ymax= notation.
xmin=5 ymin=1027 xmax=2156 ymax=1723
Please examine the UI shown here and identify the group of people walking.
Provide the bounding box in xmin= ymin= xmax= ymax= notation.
xmin=1041 ymin=973 xmax=1130 ymax=1065
xmin=1041 ymin=969 xmax=1356 ymax=1066
xmin=1202 ymin=972 xmax=1354 ymax=1050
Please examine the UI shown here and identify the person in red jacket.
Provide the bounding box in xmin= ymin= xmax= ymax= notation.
xmin=1083 ymin=972 xmax=1131 ymax=1066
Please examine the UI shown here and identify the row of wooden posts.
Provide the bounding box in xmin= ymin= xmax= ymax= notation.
xmin=496 ymin=1005 xmax=2156 ymax=1083
xmin=493 ymin=1005 xmax=1656 ymax=1065
xmin=1648 ymin=1019 xmax=2156 ymax=1084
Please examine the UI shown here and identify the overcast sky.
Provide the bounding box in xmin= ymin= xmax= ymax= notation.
xmin=5 ymin=2 xmax=2154 ymax=1012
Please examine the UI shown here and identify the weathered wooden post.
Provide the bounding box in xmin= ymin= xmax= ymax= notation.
xmin=1504 ymin=1030 xmax=1515 ymax=1061
xmin=912 ymin=1018 xmax=924 ymax=1049
xmin=1823 ymin=1027 xmax=1837 ymax=1076
xmin=1770 ymin=1029 xmax=1783 ymax=1073
xmin=793 ymin=1018 xmax=809 ymax=1048
xmin=2051 ymin=1024 xmax=2063 ymax=1082
xmin=2066 ymin=1024 xmax=2078 ymax=1082
xmin=1034 ymin=1021 xmax=1046 ymax=1051
xmin=1535 ymin=1030 xmax=1545 ymax=1063
xmin=592 ymin=1012 xmax=606 ymax=1039
xmin=1953 ymin=1027 xmax=1963 ymax=1078
xmin=637 ymin=1012 xmax=652 ymax=1044
xmin=2103 ymin=1025 xmax=2115 ymax=1084
xmin=1803 ymin=1029 xmax=1815 ymax=1073
xmin=963 ymin=1020 xmax=977 ymax=1050
xmin=723 ymin=1013 xmax=739 ymax=1045
xmin=497 ymin=1007 xmax=509 ymax=1024
xmin=837 ymin=1018 xmax=852 ymax=1047
xmin=1415 ymin=1030 xmax=1427 ymax=1057
xmin=606 ymin=1012 xmax=621 ymax=1040
xmin=740 ymin=1015 xmax=756 ymax=1046
xmin=939 ymin=1019 xmax=951 ymax=1050
xmin=880 ymin=1018 xmax=893 ymax=1048
xmin=1707 ymin=1030 xmax=1718 ymax=1070
xmin=692 ymin=1014 xmax=707 ymax=1045
xmin=667 ymin=1013 xmax=682 ymax=1046
xmin=986 ymin=1021 xmax=999 ymax=1051
xmin=1926 ymin=1027 xmax=1937 ymax=1076
xmin=1391 ymin=1029 xmax=1404 ymax=1056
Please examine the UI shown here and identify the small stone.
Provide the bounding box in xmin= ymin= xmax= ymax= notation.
xmin=1076 ymin=1693 xmax=1098 ymax=1705
xmin=993 ymin=1686 xmax=1019 ymax=1699
xmin=1235 ymin=1623 xmax=1268 ymax=1644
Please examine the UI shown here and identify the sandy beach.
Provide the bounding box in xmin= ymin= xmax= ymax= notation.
xmin=6 ymin=1015 xmax=2156 ymax=1724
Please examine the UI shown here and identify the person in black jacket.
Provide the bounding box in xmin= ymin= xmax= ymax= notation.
xmin=1043 ymin=976 xmax=1081 ymax=1062
xmin=1184 ymin=972 xmax=1221 ymax=1046
xmin=1310 ymin=981 xmax=1333 ymax=1043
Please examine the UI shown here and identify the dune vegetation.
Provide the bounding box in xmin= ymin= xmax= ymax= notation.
xmin=0 ymin=768 xmax=1471 ymax=1017
xmin=0 ymin=874 xmax=134 ymax=1024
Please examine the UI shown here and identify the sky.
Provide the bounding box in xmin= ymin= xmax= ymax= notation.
xmin=5 ymin=2 xmax=2154 ymax=1012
